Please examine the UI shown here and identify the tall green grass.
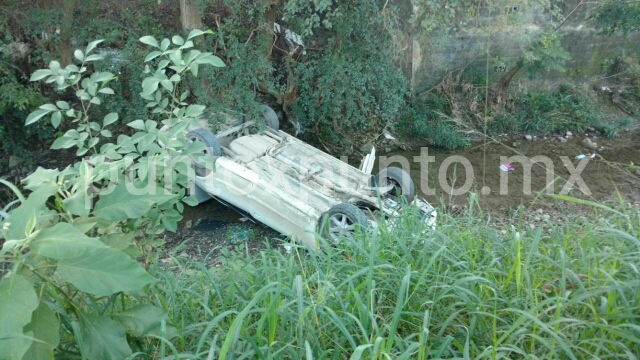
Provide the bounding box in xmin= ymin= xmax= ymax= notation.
xmin=151 ymin=202 xmax=640 ymax=359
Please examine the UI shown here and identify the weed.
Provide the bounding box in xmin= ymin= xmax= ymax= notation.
xmin=152 ymin=200 xmax=640 ymax=358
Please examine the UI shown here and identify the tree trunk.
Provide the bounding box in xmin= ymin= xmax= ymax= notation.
xmin=59 ymin=0 xmax=76 ymax=67
xmin=179 ymin=0 xmax=202 ymax=30
xmin=495 ymin=62 xmax=523 ymax=102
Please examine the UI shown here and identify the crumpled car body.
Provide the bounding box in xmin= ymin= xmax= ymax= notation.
xmin=188 ymin=119 xmax=436 ymax=249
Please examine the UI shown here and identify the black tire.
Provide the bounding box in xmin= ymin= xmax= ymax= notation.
xmin=186 ymin=128 xmax=222 ymax=177
xmin=317 ymin=203 xmax=368 ymax=242
xmin=259 ymin=105 xmax=279 ymax=130
xmin=374 ymin=167 xmax=415 ymax=204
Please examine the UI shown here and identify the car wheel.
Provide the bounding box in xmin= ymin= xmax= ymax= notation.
xmin=318 ymin=203 xmax=368 ymax=242
xmin=259 ymin=105 xmax=279 ymax=130
xmin=186 ymin=128 xmax=222 ymax=177
xmin=374 ymin=167 xmax=415 ymax=204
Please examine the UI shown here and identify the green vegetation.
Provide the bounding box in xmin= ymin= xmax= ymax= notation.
xmin=5 ymin=190 xmax=639 ymax=358
xmin=0 ymin=1 xmax=639 ymax=356
xmin=0 ymin=58 xmax=49 ymax=163
xmin=489 ymin=84 xmax=617 ymax=135
xmin=0 ymin=31 xmax=227 ymax=360
xmin=154 ymin=201 xmax=639 ymax=358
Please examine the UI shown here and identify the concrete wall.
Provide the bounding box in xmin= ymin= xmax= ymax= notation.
xmin=403 ymin=0 xmax=640 ymax=95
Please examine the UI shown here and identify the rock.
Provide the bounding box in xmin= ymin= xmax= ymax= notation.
xmin=512 ymin=142 xmax=520 ymax=148
xmin=581 ymin=138 xmax=598 ymax=151
xmin=184 ymin=220 xmax=193 ymax=229
xmin=8 ymin=155 xmax=21 ymax=168
xmin=566 ymin=131 xmax=573 ymax=138
xmin=558 ymin=137 xmax=567 ymax=143
xmin=359 ymin=142 xmax=374 ymax=153
xmin=524 ymin=135 xmax=533 ymax=141
xmin=536 ymin=208 xmax=543 ymax=214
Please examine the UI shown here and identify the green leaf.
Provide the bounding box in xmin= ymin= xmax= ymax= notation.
xmin=160 ymin=38 xmax=170 ymax=52
xmin=74 ymin=49 xmax=85 ymax=62
xmin=6 ymin=187 xmax=58 ymax=240
xmin=50 ymin=111 xmax=62 ymax=129
xmin=168 ymin=49 xmax=182 ymax=67
xmin=139 ymin=35 xmax=159 ymax=48
xmin=51 ymin=136 xmax=78 ymax=150
xmin=103 ymin=112 xmax=118 ymax=127
xmin=26 ymin=109 xmax=51 ymax=125
xmin=57 ymin=248 xmax=155 ymax=296
xmin=49 ymin=61 xmax=61 ymax=72
xmin=186 ymin=29 xmax=207 ymax=40
xmin=90 ymin=96 xmax=102 ymax=105
xmin=85 ymin=39 xmax=104 ymax=54
xmin=31 ymin=223 xmax=108 ymax=260
xmin=189 ymin=62 xmax=199 ymax=77
xmin=0 ymin=274 xmax=39 ymax=360
xmin=145 ymin=120 xmax=157 ymax=132
xmin=30 ymin=69 xmax=52 ymax=81
xmin=85 ymin=54 xmax=103 ymax=62
xmin=63 ymin=188 xmax=91 ymax=218
xmin=127 ymin=119 xmax=146 ymax=131
xmin=141 ymin=77 xmax=160 ymax=96
xmin=196 ymin=53 xmax=226 ymax=67
xmin=22 ymin=167 xmax=60 ymax=191
xmin=98 ymin=87 xmax=114 ymax=95
xmin=144 ymin=51 xmax=163 ymax=63
xmin=100 ymin=232 xmax=136 ymax=250
xmin=100 ymin=129 xmax=112 ymax=138
xmin=113 ymin=304 xmax=176 ymax=337
xmin=39 ymin=103 xmax=58 ymax=111
xmin=79 ymin=313 xmax=132 ymax=360
xmin=23 ymin=302 xmax=60 ymax=360
xmin=182 ymin=196 xmax=199 ymax=206
xmin=93 ymin=182 xmax=156 ymax=221
xmin=172 ymin=35 xmax=185 ymax=45
xmin=56 ymin=101 xmax=70 ymax=110
xmin=185 ymin=104 xmax=205 ymax=118
xmin=93 ymin=71 xmax=115 ymax=83
xmin=160 ymin=79 xmax=173 ymax=92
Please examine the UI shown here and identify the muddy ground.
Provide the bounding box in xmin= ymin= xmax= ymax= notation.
xmin=382 ymin=128 xmax=640 ymax=210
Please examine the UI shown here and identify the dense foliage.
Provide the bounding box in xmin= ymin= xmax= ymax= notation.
xmin=0 ymin=31 xmax=226 ymax=359
xmin=1 ymin=0 xmax=639 ymax=157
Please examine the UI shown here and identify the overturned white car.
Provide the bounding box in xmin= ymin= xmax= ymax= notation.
xmin=186 ymin=106 xmax=436 ymax=249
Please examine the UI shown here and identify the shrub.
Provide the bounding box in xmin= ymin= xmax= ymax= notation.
xmin=0 ymin=30 xmax=226 ymax=359
xmin=400 ymin=97 xmax=470 ymax=149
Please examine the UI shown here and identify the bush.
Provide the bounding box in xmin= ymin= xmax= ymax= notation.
xmin=487 ymin=84 xmax=634 ymax=136
xmin=0 ymin=55 xmax=51 ymax=162
xmin=400 ymin=97 xmax=470 ymax=149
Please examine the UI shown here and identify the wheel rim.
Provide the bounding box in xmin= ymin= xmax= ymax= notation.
xmin=328 ymin=214 xmax=356 ymax=241
xmin=388 ymin=178 xmax=402 ymax=196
